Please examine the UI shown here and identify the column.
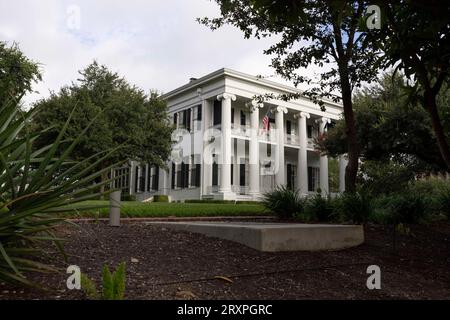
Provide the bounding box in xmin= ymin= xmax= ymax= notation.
xmin=295 ymin=112 xmax=310 ymax=195
xmin=248 ymin=100 xmax=262 ymax=198
xmin=274 ymin=106 xmax=288 ymax=186
xmin=318 ymin=117 xmax=331 ymax=195
xmin=339 ymin=154 xmax=348 ymax=193
xmin=202 ymin=99 xmax=212 ymax=196
xmin=217 ymin=93 xmax=236 ymax=198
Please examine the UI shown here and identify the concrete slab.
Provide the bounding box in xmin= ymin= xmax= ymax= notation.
xmin=147 ymin=221 xmax=364 ymax=252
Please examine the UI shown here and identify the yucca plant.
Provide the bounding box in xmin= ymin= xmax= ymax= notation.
xmin=0 ymin=96 xmax=121 ymax=286
xmin=80 ymin=262 xmax=126 ymax=300
xmin=262 ymin=186 xmax=304 ymax=219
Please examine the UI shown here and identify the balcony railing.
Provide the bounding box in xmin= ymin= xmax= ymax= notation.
xmin=285 ymin=134 xmax=298 ymax=145
xmin=231 ymin=124 xmax=251 ymax=137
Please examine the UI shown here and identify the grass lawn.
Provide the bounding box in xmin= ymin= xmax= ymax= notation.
xmin=60 ymin=200 xmax=269 ymax=218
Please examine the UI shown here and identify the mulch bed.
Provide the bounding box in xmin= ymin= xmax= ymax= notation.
xmin=0 ymin=220 xmax=449 ymax=300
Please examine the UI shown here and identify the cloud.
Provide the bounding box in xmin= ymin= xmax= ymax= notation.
xmin=0 ymin=0 xmax=332 ymax=107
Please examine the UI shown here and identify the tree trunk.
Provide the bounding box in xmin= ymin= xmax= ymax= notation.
xmin=339 ymin=65 xmax=359 ymax=193
xmin=424 ymin=90 xmax=450 ymax=170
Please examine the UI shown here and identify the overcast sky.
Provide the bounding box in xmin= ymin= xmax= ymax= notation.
xmin=0 ymin=0 xmax=323 ymax=107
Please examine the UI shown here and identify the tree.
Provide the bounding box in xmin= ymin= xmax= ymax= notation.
xmin=0 ymin=41 xmax=41 ymax=103
xmin=370 ymin=1 xmax=450 ymax=169
xmin=318 ymin=72 xmax=448 ymax=170
xmin=199 ymin=0 xmax=380 ymax=192
xmin=0 ymin=43 xmax=117 ymax=285
xmin=31 ymin=62 xmax=173 ymax=191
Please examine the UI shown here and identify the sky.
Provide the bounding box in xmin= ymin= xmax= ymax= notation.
xmin=0 ymin=0 xmax=324 ymax=107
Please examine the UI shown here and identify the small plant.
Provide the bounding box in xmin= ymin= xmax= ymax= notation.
xmin=81 ymin=262 xmax=126 ymax=300
xmin=262 ymin=186 xmax=304 ymax=219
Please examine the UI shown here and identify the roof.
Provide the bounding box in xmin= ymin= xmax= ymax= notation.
xmin=161 ymin=68 xmax=342 ymax=108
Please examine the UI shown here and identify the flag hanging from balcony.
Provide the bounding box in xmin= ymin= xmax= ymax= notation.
xmin=262 ymin=108 xmax=272 ymax=132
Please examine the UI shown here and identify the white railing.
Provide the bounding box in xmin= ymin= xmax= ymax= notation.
xmin=285 ymin=134 xmax=298 ymax=145
xmin=231 ymin=124 xmax=251 ymax=137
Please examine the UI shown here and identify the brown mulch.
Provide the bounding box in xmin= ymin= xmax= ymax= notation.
xmin=0 ymin=220 xmax=449 ymax=300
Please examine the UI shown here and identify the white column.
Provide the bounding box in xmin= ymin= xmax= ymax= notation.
xmin=295 ymin=112 xmax=310 ymax=195
xmin=217 ymin=93 xmax=236 ymax=198
xmin=274 ymin=106 xmax=288 ymax=186
xmin=202 ymin=99 xmax=212 ymax=196
xmin=318 ymin=117 xmax=331 ymax=195
xmin=248 ymin=100 xmax=262 ymax=198
xmin=339 ymin=154 xmax=348 ymax=193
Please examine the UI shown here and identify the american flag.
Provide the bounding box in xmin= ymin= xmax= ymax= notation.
xmin=262 ymin=108 xmax=271 ymax=132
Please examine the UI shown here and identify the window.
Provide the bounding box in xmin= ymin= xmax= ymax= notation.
xmin=307 ymin=125 xmax=312 ymax=138
xmin=287 ymin=164 xmax=297 ymax=190
xmin=193 ymin=105 xmax=202 ymax=131
xmin=240 ymin=110 xmax=246 ymax=126
xmin=147 ymin=165 xmax=151 ymax=191
xmin=173 ymin=113 xmax=178 ymax=127
xmin=213 ymin=100 xmax=221 ymax=125
xmin=308 ymin=167 xmax=320 ymax=192
xmin=286 ymin=120 xmax=291 ymax=135
xmin=185 ymin=109 xmax=191 ymax=132
xmin=231 ymin=108 xmax=235 ymax=124
xmin=151 ymin=167 xmax=159 ymax=191
xmin=176 ymin=163 xmax=182 ymax=188
xmin=190 ymin=161 xmax=201 ymax=188
xmin=178 ymin=111 xmax=185 ymax=129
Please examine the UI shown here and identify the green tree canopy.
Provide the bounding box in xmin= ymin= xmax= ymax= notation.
xmin=31 ymin=61 xmax=173 ymax=170
xmin=318 ymin=72 xmax=449 ymax=171
xmin=0 ymin=41 xmax=41 ymax=103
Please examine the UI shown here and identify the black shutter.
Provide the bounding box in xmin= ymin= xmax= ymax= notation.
xmin=195 ymin=164 xmax=201 ymax=187
xmin=308 ymin=167 xmax=313 ymax=192
xmin=286 ymin=120 xmax=291 ymax=134
xmin=212 ymin=161 xmax=218 ymax=186
xmin=179 ymin=162 xmax=185 ymax=188
xmin=240 ymin=163 xmax=245 ymax=186
xmin=173 ymin=113 xmax=178 ymax=126
xmin=197 ymin=105 xmax=202 ymax=121
xmin=231 ymin=164 xmax=233 ymax=185
xmin=184 ymin=163 xmax=190 ymax=188
xmin=213 ymin=100 xmax=221 ymax=125
xmin=231 ymin=108 xmax=235 ymax=124
xmin=134 ymin=166 xmax=139 ymax=193
xmin=171 ymin=163 xmax=175 ymax=189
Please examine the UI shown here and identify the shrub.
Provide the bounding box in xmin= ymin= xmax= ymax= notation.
xmin=261 ymin=186 xmax=304 ymax=219
xmin=121 ymin=193 xmax=136 ymax=201
xmin=304 ymin=193 xmax=337 ymax=222
xmin=335 ymin=192 xmax=373 ymax=224
xmin=153 ymin=195 xmax=169 ymax=202
xmin=185 ymin=199 xmax=234 ymax=204
xmin=381 ymin=192 xmax=428 ymax=224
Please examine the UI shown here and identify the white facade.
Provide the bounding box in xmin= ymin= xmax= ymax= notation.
xmin=129 ymin=68 xmax=347 ymax=202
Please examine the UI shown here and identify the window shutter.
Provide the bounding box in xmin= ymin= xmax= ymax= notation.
xmin=184 ymin=163 xmax=190 ymax=188
xmin=171 ymin=163 xmax=175 ymax=189
xmin=197 ymin=105 xmax=202 ymax=121
xmin=174 ymin=113 xmax=178 ymax=126
xmin=231 ymin=108 xmax=235 ymax=124
xmin=286 ymin=120 xmax=291 ymax=134
xmin=195 ymin=164 xmax=201 ymax=187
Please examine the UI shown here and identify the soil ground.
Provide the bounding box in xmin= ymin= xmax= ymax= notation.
xmin=0 ymin=220 xmax=449 ymax=300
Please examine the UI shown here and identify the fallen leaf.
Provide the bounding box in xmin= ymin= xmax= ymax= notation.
xmin=214 ymin=275 xmax=233 ymax=283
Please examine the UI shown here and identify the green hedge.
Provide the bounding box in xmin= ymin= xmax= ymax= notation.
xmin=153 ymin=195 xmax=169 ymax=202
xmin=184 ymin=199 xmax=260 ymax=204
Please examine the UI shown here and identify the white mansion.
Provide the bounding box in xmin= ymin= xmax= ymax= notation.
xmin=116 ymin=68 xmax=348 ymax=202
